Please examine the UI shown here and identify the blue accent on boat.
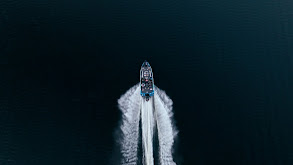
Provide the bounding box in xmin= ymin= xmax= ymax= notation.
xmin=141 ymin=91 xmax=154 ymax=96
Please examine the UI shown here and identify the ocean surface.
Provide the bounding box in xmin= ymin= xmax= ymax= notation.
xmin=0 ymin=0 xmax=293 ymax=164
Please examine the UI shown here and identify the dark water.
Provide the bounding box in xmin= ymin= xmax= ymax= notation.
xmin=1 ymin=0 xmax=293 ymax=164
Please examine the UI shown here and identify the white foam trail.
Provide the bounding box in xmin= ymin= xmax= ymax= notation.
xmin=154 ymin=87 xmax=177 ymax=165
xmin=118 ymin=84 xmax=141 ymax=165
xmin=118 ymin=85 xmax=177 ymax=165
xmin=141 ymin=97 xmax=154 ymax=165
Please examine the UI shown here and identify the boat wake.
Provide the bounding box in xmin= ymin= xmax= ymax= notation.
xmin=117 ymin=84 xmax=177 ymax=165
